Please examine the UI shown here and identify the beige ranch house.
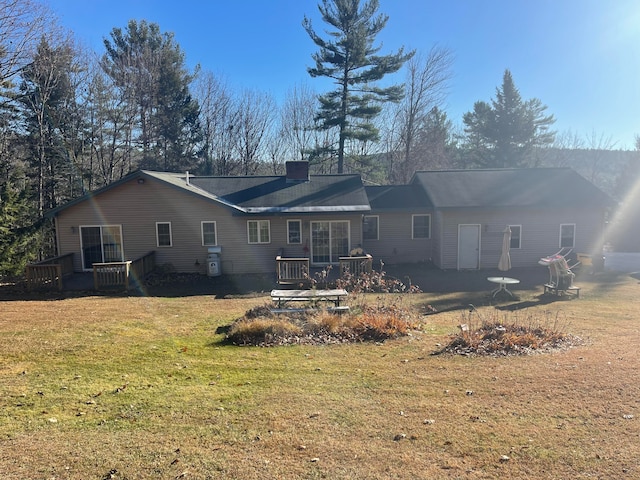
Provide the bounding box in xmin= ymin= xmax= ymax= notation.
xmin=46 ymin=162 xmax=614 ymax=278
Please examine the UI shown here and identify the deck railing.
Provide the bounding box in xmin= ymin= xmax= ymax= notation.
xmin=93 ymin=261 xmax=132 ymax=290
xmin=93 ymin=251 xmax=155 ymax=291
xmin=339 ymin=254 xmax=373 ymax=278
xmin=276 ymin=255 xmax=310 ymax=285
xmin=130 ymin=251 xmax=156 ymax=285
xmin=26 ymin=253 xmax=75 ymax=291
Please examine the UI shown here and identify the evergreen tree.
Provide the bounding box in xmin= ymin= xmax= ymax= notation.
xmin=0 ymin=179 xmax=39 ymax=276
xmin=19 ymin=37 xmax=77 ymax=215
xmin=102 ymin=20 xmax=201 ymax=171
xmin=462 ymin=69 xmax=555 ymax=168
xmin=303 ymin=0 xmax=413 ymax=173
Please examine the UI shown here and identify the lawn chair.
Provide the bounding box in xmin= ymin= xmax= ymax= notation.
xmin=538 ymin=248 xmax=581 ymax=297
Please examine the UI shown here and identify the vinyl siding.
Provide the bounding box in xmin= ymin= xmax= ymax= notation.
xmin=438 ymin=208 xmax=607 ymax=270
xmin=55 ymin=176 xmax=364 ymax=275
xmin=363 ymin=211 xmax=433 ymax=264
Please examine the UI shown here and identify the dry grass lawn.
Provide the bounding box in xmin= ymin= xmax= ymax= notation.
xmin=0 ymin=272 xmax=639 ymax=479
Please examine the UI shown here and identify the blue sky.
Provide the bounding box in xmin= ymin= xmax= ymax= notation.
xmin=48 ymin=0 xmax=639 ymax=149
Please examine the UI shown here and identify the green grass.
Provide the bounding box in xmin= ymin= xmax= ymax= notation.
xmin=1 ymin=276 xmax=640 ymax=479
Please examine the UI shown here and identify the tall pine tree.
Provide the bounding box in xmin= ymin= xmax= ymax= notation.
xmin=102 ymin=20 xmax=201 ymax=172
xmin=462 ymin=69 xmax=555 ymax=168
xmin=303 ymin=0 xmax=413 ymax=173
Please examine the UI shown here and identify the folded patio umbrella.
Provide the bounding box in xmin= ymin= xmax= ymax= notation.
xmin=498 ymin=226 xmax=512 ymax=272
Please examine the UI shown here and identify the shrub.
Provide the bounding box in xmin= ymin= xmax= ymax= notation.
xmin=227 ymin=317 xmax=303 ymax=346
xmin=301 ymin=261 xmax=422 ymax=294
xmin=225 ymin=299 xmax=422 ymax=346
xmin=337 ymin=268 xmax=422 ymax=294
xmin=435 ymin=308 xmax=581 ymax=356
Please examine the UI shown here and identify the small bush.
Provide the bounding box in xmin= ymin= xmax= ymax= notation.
xmin=225 ymin=299 xmax=422 ymax=346
xmin=337 ymin=269 xmax=422 ymax=294
xmin=302 ymin=262 xmax=422 ymax=294
xmin=435 ymin=308 xmax=581 ymax=356
xmin=227 ymin=317 xmax=303 ymax=346
xmin=354 ymin=312 xmax=413 ymax=340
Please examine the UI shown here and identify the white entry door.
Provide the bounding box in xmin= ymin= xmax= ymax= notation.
xmin=458 ymin=224 xmax=480 ymax=269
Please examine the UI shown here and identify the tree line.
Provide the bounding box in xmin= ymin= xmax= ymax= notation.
xmin=0 ymin=0 xmax=637 ymax=276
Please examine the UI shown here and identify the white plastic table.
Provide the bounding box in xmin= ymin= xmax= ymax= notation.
xmin=487 ymin=276 xmax=520 ymax=298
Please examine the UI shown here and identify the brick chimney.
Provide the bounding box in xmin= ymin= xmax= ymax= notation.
xmin=285 ymin=161 xmax=310 ymax=183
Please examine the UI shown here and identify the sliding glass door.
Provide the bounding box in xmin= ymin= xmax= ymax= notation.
xmin=310 ymin=221 xmax=350 ymax=265
xmin=80 ymin=225 xmax=124 ymax=270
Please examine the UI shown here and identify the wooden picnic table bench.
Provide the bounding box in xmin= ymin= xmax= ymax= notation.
xmin=270 ymin=288 xmax=349 ymax=313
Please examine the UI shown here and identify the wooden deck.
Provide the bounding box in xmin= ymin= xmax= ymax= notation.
xmin=275 ymin=254 xmax=373 ymax=285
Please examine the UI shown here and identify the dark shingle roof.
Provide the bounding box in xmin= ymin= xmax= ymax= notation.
xmin=412 ymin=168 xmax=616 ymax=209
xmin=190 ymin=174 xmax=369 ymax=213
xmin=365 ymin=184 xmax=432 ymax=211
xmin=45 ymin=170 xmax=370 ymax=217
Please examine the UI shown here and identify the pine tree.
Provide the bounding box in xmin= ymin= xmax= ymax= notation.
xmin=303 ymin=0 xmax=413 ymax=173
xmin=19 ymin=37 xmax=77 ymax=215
xmin=462 ymin=69 xmax=555 ymax=168
xmin=0 ymin=180 xmax=39 ymax=276
xmin=102 ymin=20 xmax=201 ymax=171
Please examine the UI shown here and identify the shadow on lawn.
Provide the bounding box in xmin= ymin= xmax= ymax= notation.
xmin=2 ymin=266 xmax=634 ymax=303
xmin=494 ymin=294 xmax=570 ymax=311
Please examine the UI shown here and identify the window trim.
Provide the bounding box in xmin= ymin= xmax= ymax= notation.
xmin=201 ymin=221 xmax=217 ymax=246
xmin=559 ymin=223 xmax=576 ymax=248
xmin=287 ymin=219 xmax=302 ymax=245
xmin=156 ymin=222 xmax=173 ymax=247
xmin=509 ymin=224 xmax=522 ymax=249
xmin=412 ymin=214 xmax=431 ymax=239
xmin=363 ymin=215 xmax=379 ymax=241
xmin=247 ymin=219 xmax=271 ymax=244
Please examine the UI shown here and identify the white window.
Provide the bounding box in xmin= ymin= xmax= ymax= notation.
xmin=79 ymin=225 xmax=124 ymax=270
xmin=201 ymin=221 xmax=217 ymax=246
xmin=287 ymin=220 xmax=302 ymax=244
xmin=560 ymin=224 xmax=575 ymax=248
xmin=156 ymin=222 xmax=172 ymax=247
xmin=412 ymin=214 xmax=431 ymax=239
xmin=509 ymin=225 xmax=522 ymax=249
xmin=248 ymin=220 xmax=270 ymax=244
xmin=363 ymin=215 xmax=379 ymax=241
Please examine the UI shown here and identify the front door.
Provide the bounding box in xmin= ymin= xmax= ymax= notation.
xmin=458 ymin=224 xmax=480 ymax=269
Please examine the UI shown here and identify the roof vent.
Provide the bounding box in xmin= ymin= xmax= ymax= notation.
xmin=185 ymin=170 xmax=190 ymax=186
xmin=285 ymin=161 xmax=310 ymax=183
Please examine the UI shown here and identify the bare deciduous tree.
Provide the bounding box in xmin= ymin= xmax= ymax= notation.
xmin=386 ymin=46 xmax=453 ymax=183
xmin=280 ymin=83 xmax=318 ymax=162
xmin=0 ymin=0 xmax=51 ymax=85
xmin=194 ymin=72 xmax=239 ymax=175
xmin=235 ymin=90 xmax=275 ymax=175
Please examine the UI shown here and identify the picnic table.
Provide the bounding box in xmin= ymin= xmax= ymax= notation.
xmin=270 ymin=288 xmax=349 ymax=312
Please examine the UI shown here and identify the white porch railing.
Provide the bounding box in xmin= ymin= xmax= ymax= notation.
xmin=276 ymin=255 xmax=310 ymax=285
xmin=339 ymin=254 xmax=373 ymax=277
